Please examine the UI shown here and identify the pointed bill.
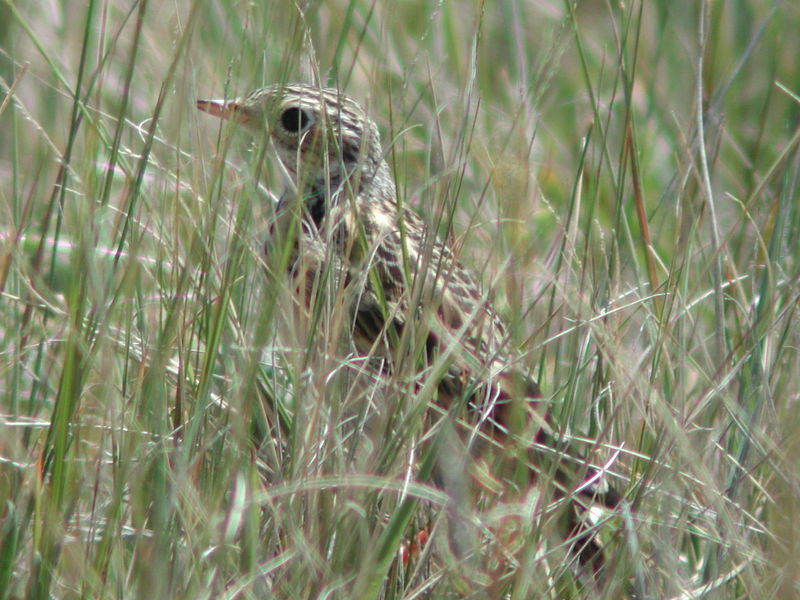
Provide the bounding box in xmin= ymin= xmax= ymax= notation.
xmin=197 ymin=98 xmax=259 ymax=127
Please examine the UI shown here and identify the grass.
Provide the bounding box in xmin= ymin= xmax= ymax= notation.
xmin=1 ymin=0 xmax=799 ymax=598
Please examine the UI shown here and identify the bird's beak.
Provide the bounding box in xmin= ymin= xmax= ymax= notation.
xmin=196 ymin=98 xmax=257 ymax=127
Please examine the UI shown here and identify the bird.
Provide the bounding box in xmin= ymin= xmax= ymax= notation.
xmin=197 ymin=83 xmax=618 ymax=572
xmin=197 ymin=83 xmax=542 ymax=428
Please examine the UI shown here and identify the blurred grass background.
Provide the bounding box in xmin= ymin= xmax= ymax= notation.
xmin=1 ymin=1 xmax=798 ymax=598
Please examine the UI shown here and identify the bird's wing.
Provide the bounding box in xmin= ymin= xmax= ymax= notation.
xmin=348 ymin=203 xmax=540 ymax=419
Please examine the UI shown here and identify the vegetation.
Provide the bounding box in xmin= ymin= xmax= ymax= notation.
xmin=1 ymin=1 xmax=798 ymax=598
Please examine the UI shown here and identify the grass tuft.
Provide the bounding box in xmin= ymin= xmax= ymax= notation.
xmin=1 ymin=1 xmax=798 ymax=598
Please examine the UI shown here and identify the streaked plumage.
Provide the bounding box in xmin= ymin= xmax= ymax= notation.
xmin=198 ymin=84 xmax=540 ymax=427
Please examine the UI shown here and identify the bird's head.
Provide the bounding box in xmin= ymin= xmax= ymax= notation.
xmin=197 ymin=84 xmax=390 ymax=205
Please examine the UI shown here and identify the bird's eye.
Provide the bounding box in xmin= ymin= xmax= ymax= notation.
xmin=279 ymin=106 xmax=312 ymax=134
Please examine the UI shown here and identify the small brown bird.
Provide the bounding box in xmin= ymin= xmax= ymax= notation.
xmin=197 ymin=84 xmax=541 ymax=427
xmin=197 ymin=83 xmax=617 ymax=571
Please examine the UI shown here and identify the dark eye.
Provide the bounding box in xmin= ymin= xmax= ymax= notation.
xmin=280 ymin=106 xmax=312 ymax=133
